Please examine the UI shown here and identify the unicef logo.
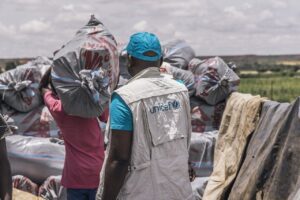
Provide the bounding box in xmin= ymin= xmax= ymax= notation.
xmin=149 ymin=100 xmax=181 ymax=114
xmin=172 ymin=100 xmax=180 ymax=109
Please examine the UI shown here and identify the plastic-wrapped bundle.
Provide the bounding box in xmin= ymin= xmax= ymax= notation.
xmin=163 ymin=39 xmax=195 ymax=70
xmin=117 ymin=48 xmax=131 ymax=88
xmin=0 ymin=113 xmax=12 ymax=140
xmin=191 ymin=177 xmax=209 ymax=200
xmin=51 ymin=15 xmax=119 ymax=118
xmin=189 ymin=57 xmax=240 ymax=105
xmin=160 ymin=62 xmax=195 ymax=96
xmin=12 ymin=175 xmax=39 ymax=195
xmin=39 ymin=176 xmax=67 ymax=200
xmin=1 ymin=104 xmax=61 ymax=138
xmin=189 ymin=131 xmax=218 ymax=177
xmin=190 ymin=96 xmax=225 ymax=133
xmin=6 ymin=135 xmax=65 ymax=184
xmin=0 ymin=57 xmax=52 ymax=112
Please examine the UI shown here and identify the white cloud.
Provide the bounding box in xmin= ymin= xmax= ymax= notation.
xmin=9 ymin=0 xmax=41 ymax=4
xmin=62 ymin=4 xmax=75 ymax=11
xmin=260 ymin=10 xmax=274 ymax=20
xmin=133 ymin=20 xmax=148 ymax=31
xmin=271 ymin=0 xmax=287 ymax=8
xmin=55 ymin=12 xmax=91 ymax=23
xmin=0 ymin=22 xmax=16 ymax=38
xmin=19 ymin=20 xmax=50 ymax=34
xmin=224 ymin=6 xmax=247 ymax=20
xmin=242 ymin=3 xmax=253 ymax=10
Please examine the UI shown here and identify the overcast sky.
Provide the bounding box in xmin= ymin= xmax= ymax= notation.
xmin=0 ymin=0 xmax=299 ymax=58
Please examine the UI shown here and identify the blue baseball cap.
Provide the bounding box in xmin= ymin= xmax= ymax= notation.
xmin=126 ymin=32 xmax=162 ymax=61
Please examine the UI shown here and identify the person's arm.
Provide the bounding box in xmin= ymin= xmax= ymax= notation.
xmin=0 ymin=139 xmax=12 ymax=200
xmin=100 ymin=93 xmax=133 ymax=200
xmin=102 ymin=129 xmax=132 ymax=200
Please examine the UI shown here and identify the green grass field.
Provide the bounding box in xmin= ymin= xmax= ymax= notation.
xmin=239 ymin=76 xmax=300 ymax=102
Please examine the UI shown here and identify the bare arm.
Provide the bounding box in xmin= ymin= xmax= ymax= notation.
xmin=0 ymin=139 xmax=12 ymax=200
xmin=102 ymin=130 xmax=133 ymax=200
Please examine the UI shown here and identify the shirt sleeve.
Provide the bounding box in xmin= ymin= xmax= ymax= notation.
xmin=43 ymin=91 xmax=63 ymax=113
xmin=110 ymin=93 xmax=133 ymax=132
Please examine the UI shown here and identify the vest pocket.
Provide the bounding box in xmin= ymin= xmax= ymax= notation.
xmin=142 ymin=94 xmax=189 ymax=147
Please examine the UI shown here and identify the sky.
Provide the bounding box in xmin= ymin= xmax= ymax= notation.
xmin=0 ymin=0 xmax=299 ymax=58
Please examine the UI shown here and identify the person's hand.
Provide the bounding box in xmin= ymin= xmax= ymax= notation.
xmin=39 ymin=67 xmax=52 ymax=92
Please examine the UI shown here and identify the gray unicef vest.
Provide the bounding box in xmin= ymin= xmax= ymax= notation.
xmin=98 ymin=68 xmax=194 ymax=200
xmin=97 ymin=68 xmax=194 ymax=200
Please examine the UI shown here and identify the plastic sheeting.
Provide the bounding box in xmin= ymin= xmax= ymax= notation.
xmin=0 ymin=57 xmax=51 ymax=112
xmin=2 ymin=104 xmax=61 ymax=138
xmin=117 ymin=49 xmax=131 ymax=88
xmin=39 ymin=176 xmax=66 ymax=200
xmin=6 ymin=135 xmax=65 ymax=184
xmin=203 ymin=92 xmax=265 ymax=200
xmin=12 ymin=175 xmax=39 ymax=195
xmin=228 ymin=98 xmax=300 ymax=200
xmin=161 ymin=62 xmax=195 ymax=96
xmin=190 ymin=97 xmax=225 ymax=133
xmin=0 ymin=113 xmax=12 ymax=140
xmin=189 ymin=131 xmax=218 ymax=177
xmin=163 ymin=39 xmax=195 ymax=70
xmin=192 ymin=177 xmax=209 ymax=200
xmin=51 ymin=15 xmax=119 ymax=118
xmin=189 ymin=57 xmax=240 ymax=105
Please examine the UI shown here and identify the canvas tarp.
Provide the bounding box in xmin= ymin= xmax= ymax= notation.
xmin=203 ymin=92 xmax=265 ymax=200
xmin=228 ymin=98 xmax=300 ymax=200
xmin=51 ymin=15 xmax=119 ymax=118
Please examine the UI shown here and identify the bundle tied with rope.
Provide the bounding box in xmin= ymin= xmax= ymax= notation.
xmin=189 ymin=57 xmax=240 ymax=105
xmin=51 ymin=15 xmax=119 ymax=118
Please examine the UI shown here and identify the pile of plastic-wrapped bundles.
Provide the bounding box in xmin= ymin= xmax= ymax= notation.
xmin=0 ymin=56 xmax=66 ymax=198
xmin=1 ymin=16 xmax=118 ymax=199
xmin=2 ymin=20 xmax=240 ymax=199
xmin=160 ymin=40 xmax=240 ymax=199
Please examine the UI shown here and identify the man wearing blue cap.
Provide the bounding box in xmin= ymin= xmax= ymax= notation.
xmin=97 ymin=32 xmax=193 ymax=200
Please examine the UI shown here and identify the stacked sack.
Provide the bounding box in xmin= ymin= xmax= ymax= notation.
xmin=1 ymin=16 xmax=116 ymax=199
xmin=0 ymin=56 xmax=60 ymax=138
xmin=161 ymin=40 xmax=240 ymax=200
xmin=51 ymin=15 xmax=119 ymax=118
